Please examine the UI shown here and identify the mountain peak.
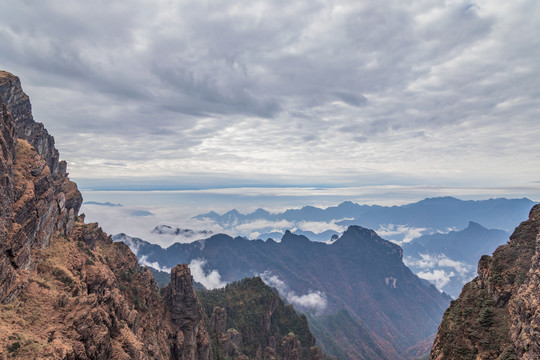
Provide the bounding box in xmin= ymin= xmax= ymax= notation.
xmin=466 ymin=220 xmax=485 ymax=230
xmin=342 ymin=225 xmax=378 ymax=238
xmin=281 ymin=230 xmax=311 ymax=244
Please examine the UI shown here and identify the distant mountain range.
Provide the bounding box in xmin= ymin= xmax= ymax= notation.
xmin=114 ymin=226 xmax=451 ymax=359
xmin=190 ymin=197 xmax=535 ymax=299
xmin=195 ymin=197 xmax=535 ymax=241
xmin=402 ymin=222 xmax=509 ymax=297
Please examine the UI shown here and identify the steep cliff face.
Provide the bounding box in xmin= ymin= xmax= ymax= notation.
xmin=164 ymin=264 xmax=212 ymax=360
xmin=0 ymin=218 xmax=213 ymax=359
xmin=0 ymin=71 xmax=82 ymax=305
xmin=0 ymin=99 xmax=16 ymax=243
xmin=0 ymin=71 xmax=66 ymax=176
xmin=431 ymin=204 xmax=540 ymax=360
xmin=0 ymin=71 xmax=212 ymax=359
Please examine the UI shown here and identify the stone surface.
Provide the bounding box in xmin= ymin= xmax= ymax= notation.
xmin=0 ymin=71 xmax=212 ymax=360
xmin=0 ymin=71 xmax=66 ymax=176
xmin=164 ymin=264 xmax=212 ymax=360
xmin=0 ymin=89 xmax=82 ymax=304
xmin=431 ymin=204 xmax=540 ymax=360
xmin=210 ymin=306 xmax=227 ymax=334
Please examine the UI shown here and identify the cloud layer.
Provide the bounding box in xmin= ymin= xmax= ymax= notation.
xmin=0 ymin=0 xmax=539 ymax=190
xmin=404 ymin=253 xmax=474 ymax=291
xmin=189 ymin=258 xmax=227 ymax=290
xmin=259 ymin=271 xmax=327 ymax=312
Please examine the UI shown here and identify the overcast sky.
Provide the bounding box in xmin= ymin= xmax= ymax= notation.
xmin=1 ymin=0 xmax=539 ymax=197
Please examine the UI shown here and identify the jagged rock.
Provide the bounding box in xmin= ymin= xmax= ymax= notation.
xmin=210 ymin=306 xmax=227 ymax=334
xmin=0 ymin=72 xmax=82 ymax=304
xmin=431 ymin=204 xmax=540 ymax=359
xmin=0 ymin=100 xmax=16 ymax=240
xmin=218 ymin=328 xmax=243 ymax=357
xmin=0 ymin=70 xmax=213 ymax=360
xmin=0 ymin=71 xmax=66 ymax=176
xmin=281 ymin=333 xmax=301 ymax=360
xmin=164 ymin=264 xmax=211 ymax=360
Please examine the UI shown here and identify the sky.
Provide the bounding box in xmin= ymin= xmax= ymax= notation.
xmin=1 ymin=0 xmax=539 ymax=202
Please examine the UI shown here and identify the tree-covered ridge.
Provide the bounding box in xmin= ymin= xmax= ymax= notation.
xmin=198 ymin=277 xmax=321 ymax=360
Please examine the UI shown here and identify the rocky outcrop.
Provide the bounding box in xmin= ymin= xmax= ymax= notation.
xmin=218 ymin=329 xmax=244 ymax=358
xmin=0 ymin=71 xmax=66 ymax=176
xmin=198 ymin=277 xmax=322 ymax=360
xmin=508 ymin=214 xmax=540 ymax=358
xmin=280 ymin=333 xmax=301 ymax=360
xmin=0 ymin=72 xmax=82 ymax=304
xmin=431 ymin=204 xmax=540 ymax=359
xmin=0 ymin=70 xmax=214 ymax=359
xmin=210 ymin=306 xmax=227 ymax=334
xmin=164 ymin=264 xmax=212 ymax=359
xmin=0 ymin=99 xmax=16 ymax=243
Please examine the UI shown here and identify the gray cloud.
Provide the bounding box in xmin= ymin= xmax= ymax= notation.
xmin=0 ymin=0 xmax=538 ymax=190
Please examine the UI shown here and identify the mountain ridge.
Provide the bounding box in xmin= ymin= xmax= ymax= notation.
xmin=195 ymin=197 xmax=535 ymax=237
xmin=114 ymin=225 xmax=452 ymax=359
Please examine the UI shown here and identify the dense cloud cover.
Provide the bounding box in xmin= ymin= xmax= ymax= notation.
xmin=1 ymin=0 xmax=539 ymax=191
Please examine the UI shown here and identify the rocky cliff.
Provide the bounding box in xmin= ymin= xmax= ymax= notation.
xmin=0 ymin=71 xmax=82 ymax=305
xmin=0 ymin=71 xmax=211 ymax=359
xmin=0 ymin=71 xmax=66 ymax=176
xmin=430 ymin=204 xmax=540 ymax=359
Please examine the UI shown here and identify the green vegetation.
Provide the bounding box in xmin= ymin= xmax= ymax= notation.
xmin=149 ymin=267 xmax=170 ymax=288
xmin=51 ymin=267 xmax=73 ymax=287
xmin=307 ymin=309 xmax=386 ymax=360
xmin=478 ymin=307 xmax=494 ymax=328
xmin=6 ymin=341 xmax=20 ymax=353
xmin=198 ymin=277 xmax=316 ymax=359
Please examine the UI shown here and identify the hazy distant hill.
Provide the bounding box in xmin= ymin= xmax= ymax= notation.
xmin=403 ymin=222 xmax=509 ymax=297
xmin=195 ymin=197 xmax=535 ymax=239
xmin=114 ymin=226 xmax=451 ymax=359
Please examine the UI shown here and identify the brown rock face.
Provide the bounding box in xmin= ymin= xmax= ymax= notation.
xmin=218 ymin=329 xmax=244 ymax=358
xmin=0 ymin=100 xmax=16 ymax=245
xmin=0 ymin=75 xmax=82 ymax=304
xmin=0 ymin=71 xmax=66 ymax=176
xmin=431 ymin=204 xmax=540 ymax=360
xmin=164 ymin=264 xmax=212 ymax=360
xmin=210 ymin=306 xmax=227 ymax=334
xmin=0 ymin=70 xmax=213 ymax=360
xmin=280 ymin=333 xmax=301 ymax=360
xmin=508 ymin=209 xmax=540 ymax=359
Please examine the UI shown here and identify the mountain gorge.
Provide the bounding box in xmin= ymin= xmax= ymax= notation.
xmin=114 ymin=226 xmax=451 ymax=359
xmin=0 ymin=71 xmax=321 ymax=359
